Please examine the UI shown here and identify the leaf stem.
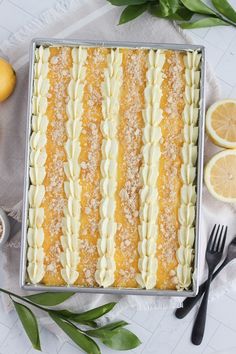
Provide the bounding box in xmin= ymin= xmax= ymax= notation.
xmin=53 ymin=314 xmax=87 ymax=334
xmin=0 ymin=287 xmax=48 ymax=312
xmin=2 ymin=289 xmax=96 ymax=334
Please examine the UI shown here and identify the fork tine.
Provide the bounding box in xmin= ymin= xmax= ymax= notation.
xmin=215 ymin=225 xmax=225 ymax=251
xmin=220 ymin=226 xmax=228 ymax=253
xmin=207 ymin=224 xmax=217 ymax=251
xmin=210 ymin=224 xmax=220 ymax=251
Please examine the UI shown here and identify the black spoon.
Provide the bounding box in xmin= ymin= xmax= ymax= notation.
xmin=175 ymin=236 xmax=236 ymax=319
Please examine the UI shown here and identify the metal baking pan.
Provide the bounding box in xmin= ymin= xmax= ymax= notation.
xmin=20 ymin=38 xmax=206 ymax=297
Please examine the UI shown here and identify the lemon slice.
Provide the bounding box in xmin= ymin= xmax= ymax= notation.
xmin=205 ymin=150 xmax=236 ymax=202
xmin=206 ymin=99 xmax=236 ymax=148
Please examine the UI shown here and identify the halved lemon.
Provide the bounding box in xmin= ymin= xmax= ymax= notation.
xmin=206 ymin=99 xmax=236 ymax=148
xmin=205 ymin=150 xmax=236 ymax=202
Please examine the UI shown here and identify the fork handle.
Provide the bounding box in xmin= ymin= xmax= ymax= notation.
xmin=175 ymin=259 xmax=229 ymax=319
xmin=191 ymin=274 xmax=212 ymax=345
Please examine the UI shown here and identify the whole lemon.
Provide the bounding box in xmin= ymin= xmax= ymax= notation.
xmin=0 ymin=58 xmax=16 ymax=102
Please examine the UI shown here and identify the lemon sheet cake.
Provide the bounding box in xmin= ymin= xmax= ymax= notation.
xmin=27 ymin=44 xmax=201 ymax=291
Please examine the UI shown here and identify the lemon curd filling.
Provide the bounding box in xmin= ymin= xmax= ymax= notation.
xmin=27 ymin=45 xmax=201 ymax=291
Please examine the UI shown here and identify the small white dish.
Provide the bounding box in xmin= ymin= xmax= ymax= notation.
xmin=0 ymin=208 xmax=10 ymax=247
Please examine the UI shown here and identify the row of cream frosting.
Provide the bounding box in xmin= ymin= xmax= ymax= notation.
xmin=27 ymin=45 xmax=50 ymax=284
xmin=136 ymin=49 xmax=165 ymax=290
xmin=175 ymin=50 xmax=201 ymax=290
xmin=60 ymin=47 xmax=87 ymax=285
xmin=95 ymin=49 xmax=123 ymax=288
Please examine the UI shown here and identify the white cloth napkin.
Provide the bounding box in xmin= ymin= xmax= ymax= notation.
xmin=0 ymin=0 xmax=235 ymax=319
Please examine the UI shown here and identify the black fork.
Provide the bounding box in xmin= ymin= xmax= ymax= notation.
xmin=191 ymin=224 xmax=227 ymax=345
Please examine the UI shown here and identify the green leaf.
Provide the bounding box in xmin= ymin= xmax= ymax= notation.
xmin=50 ymin=313 xmax=101 ymax=354
xmin=108 ymin=0 xmax=148 ymax=5
xmin=49 ymin=310 xmax=98 ymax=328
xmin=180 ymin=16 xmax=230 ymax=28
xmin=169 ymin=7 xmax=194 ymax=20
xmin=14 ymin=301 xmax=41 ymax=351
xmin=149 ymin=4 xmax=193 ymax=20
xmin=148 ymin=4 xmax=166 ymax=18
xmin=25 ymin=292 xmax=75 ymax=306
xmin=86 ymin=321 xmax=128 ymax=337
xmin=212 ymin=0 xmax=236 ymax=23
xmin=88 ymin=327 xmax=141 ymax=351
xmin=119 ymin=3 xmax=148 ymax=24
xmin=97 ymin=320 xmax=129 ymax=331
xmin=159 ymin=0 xmax=180 ymax=17
xmin=49 ymin=303 xmax=116 ymax=328
xmin=86 ymin=322 xmax=141 ymax=350
xmin=103 ymin=328 xmax=141 ymax=350
xmin=180 ymin=0 xmax=216 ymax=15
xmin=68 ymin=302 xmax=116 ymax=321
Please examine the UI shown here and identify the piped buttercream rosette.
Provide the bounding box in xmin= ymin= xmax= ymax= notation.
xmin=175 ymin=50 xmax=201 ymax=290
xmin=136 ymin=49 xmax=165 ymax=290
xmin=60 ymin=47 xmax=87 ymax=285
xmin=27 ymin=46 xmax=50 ymax=284
xmin=95 ymin=49 xmax=123 ymax=288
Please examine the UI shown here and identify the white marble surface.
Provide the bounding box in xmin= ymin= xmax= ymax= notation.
xmin=0 ymin=1 xmax=236 ymax=353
